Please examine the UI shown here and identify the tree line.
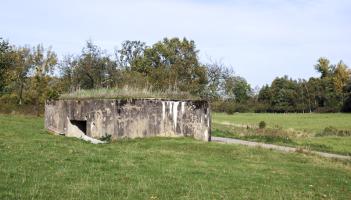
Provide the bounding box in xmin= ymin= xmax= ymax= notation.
xmin=1 ymin=37 xmax=350 ymax=115
xmin=257 ymin=58 xmax=351 ymax=113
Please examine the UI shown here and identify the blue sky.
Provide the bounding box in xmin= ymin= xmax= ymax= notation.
xmin=1 ymin=0 xmax=350 ymax=87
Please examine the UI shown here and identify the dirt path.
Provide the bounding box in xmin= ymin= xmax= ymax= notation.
xmin=211 ymin=136 xmax=351 ymax=160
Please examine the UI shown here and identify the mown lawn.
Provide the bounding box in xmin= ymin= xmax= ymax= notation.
xmin=212 ymin=113 xmax=351 ymax=155
xmin=0 ymin=115 xmax=351 ymax=199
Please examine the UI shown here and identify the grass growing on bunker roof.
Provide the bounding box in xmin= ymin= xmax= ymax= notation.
xmin=59 ymin=87 xmax=199 ymax=100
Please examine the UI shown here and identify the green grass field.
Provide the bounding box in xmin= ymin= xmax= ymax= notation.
xmin=212 ymin=113 xmax=351 ymax=133
xmin=0 ymin=115 xmax=351 ymax=199
xmin=212 ymin=113 xmax=351 ymax=155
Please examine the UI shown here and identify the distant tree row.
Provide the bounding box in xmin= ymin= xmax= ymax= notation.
xmin=257 ymin=58 xmax=351 ymax=113
xmin=0 ymin=37 xmax=350 ymax=115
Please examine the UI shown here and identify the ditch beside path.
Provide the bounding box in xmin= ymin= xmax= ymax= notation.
xmin=211 ymin=136 xmax=351 ymax=160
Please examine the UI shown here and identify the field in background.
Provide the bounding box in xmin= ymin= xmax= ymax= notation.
xmin=212 ymin=113 xmax=351 ymax=133
xmin=212 ymin=113 xmax=351 ymax=155
xmin=0 ymin=115 xmax=350 ymax=199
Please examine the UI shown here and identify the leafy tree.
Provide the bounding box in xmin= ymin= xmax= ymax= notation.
xmin=10 ymin=46 xmax=32 ymax=105
xmin=75 ymin=40 xmax=117 ymax=89
xmin=117 ymin=40 xmax=146 ymax=70
xmin=132 ymin=37 xmax=207 ymax=95
xmin=333 ymin=61 xmax=350 ymax=91
xmin=77 ymin=40 xmax=103 ymax=89
xmin=224 ymin=76 xmax=251 ymax=103
xmin=3 ymin=37 xmax=351 ymax=115
xmin=315 ymin=57 xmax=332 ymax=78
xmin=270 ymin=76 xmax=299 ymax=112
xmin=256 ymin=59 xmax=350 ymax=113
xmin=0 ymin=38 xmax=12 ymax=93
xmin=258 ymin=85 xmax=272 ymax=104
xmin=205 ymin=60 xmax=234 ymax=100
xmin=300 ymin=79 xmax=312 ymax=113
xmin=311 ymin=58 xmax=350 ymax=111
xmin=31 ymin=44 xmax=57 ymax=116
xmin=342 ymin=80 xmax=351 ymax=112
xmin=58 ymin=55 xmax=79 ymax=92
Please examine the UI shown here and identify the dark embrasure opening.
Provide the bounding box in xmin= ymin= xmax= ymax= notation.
xmin=70 ymin=120 xmax=87 ymax=134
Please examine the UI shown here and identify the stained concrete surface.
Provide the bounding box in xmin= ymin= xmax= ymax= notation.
xmin=45 ymin=99 xmax=211 ymax=142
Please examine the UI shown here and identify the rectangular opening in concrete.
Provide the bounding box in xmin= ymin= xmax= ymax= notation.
xmin=70 ymin=120 xmax=87 ymax=135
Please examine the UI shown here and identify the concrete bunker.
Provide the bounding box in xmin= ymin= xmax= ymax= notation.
xmin=45 ymin=99 xmax=211 ymax=142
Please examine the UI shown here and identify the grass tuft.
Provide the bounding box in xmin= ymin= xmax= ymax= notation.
xmin=316 ymin=126 xmax=351 ymax=137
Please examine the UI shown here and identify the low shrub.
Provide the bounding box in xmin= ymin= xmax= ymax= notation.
xmin=46 ymin=89 xmax=60 ymax=100
xmin=210 ymin=101 xmax=235 ymax=114
xmin=242 ymin=134 xmax=294 ymax=144
xmin=337 ymin=130 xmax=351 ymax=136
xmin=316 ymin=126 xmax=351 ymax=137
xmin=314 ymin=107 xmax=340 ymax=113
xmin=259 ymin=121 xmax=266 ymax=129
xmin=211 ymin=100 xmax=252 ymax=114
xmin=0 ymin=102 xmax=40 ymax=115
xmin=225 ymin=107 xmax=236 ymax=115
xmin=100 ymin=134 xmax=112 ymax=142
xmin=253 ymin=103 xmax=270 ymax=113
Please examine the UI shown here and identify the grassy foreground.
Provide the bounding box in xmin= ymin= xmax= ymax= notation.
xmin=0 ymin=115 xmax=351 ymax=199
xmin=212 ymin=113 xmax=351 ymax=155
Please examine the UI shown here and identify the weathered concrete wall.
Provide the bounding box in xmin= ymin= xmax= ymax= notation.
xmin=45 ymin=99 xmax=211 ymax=141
